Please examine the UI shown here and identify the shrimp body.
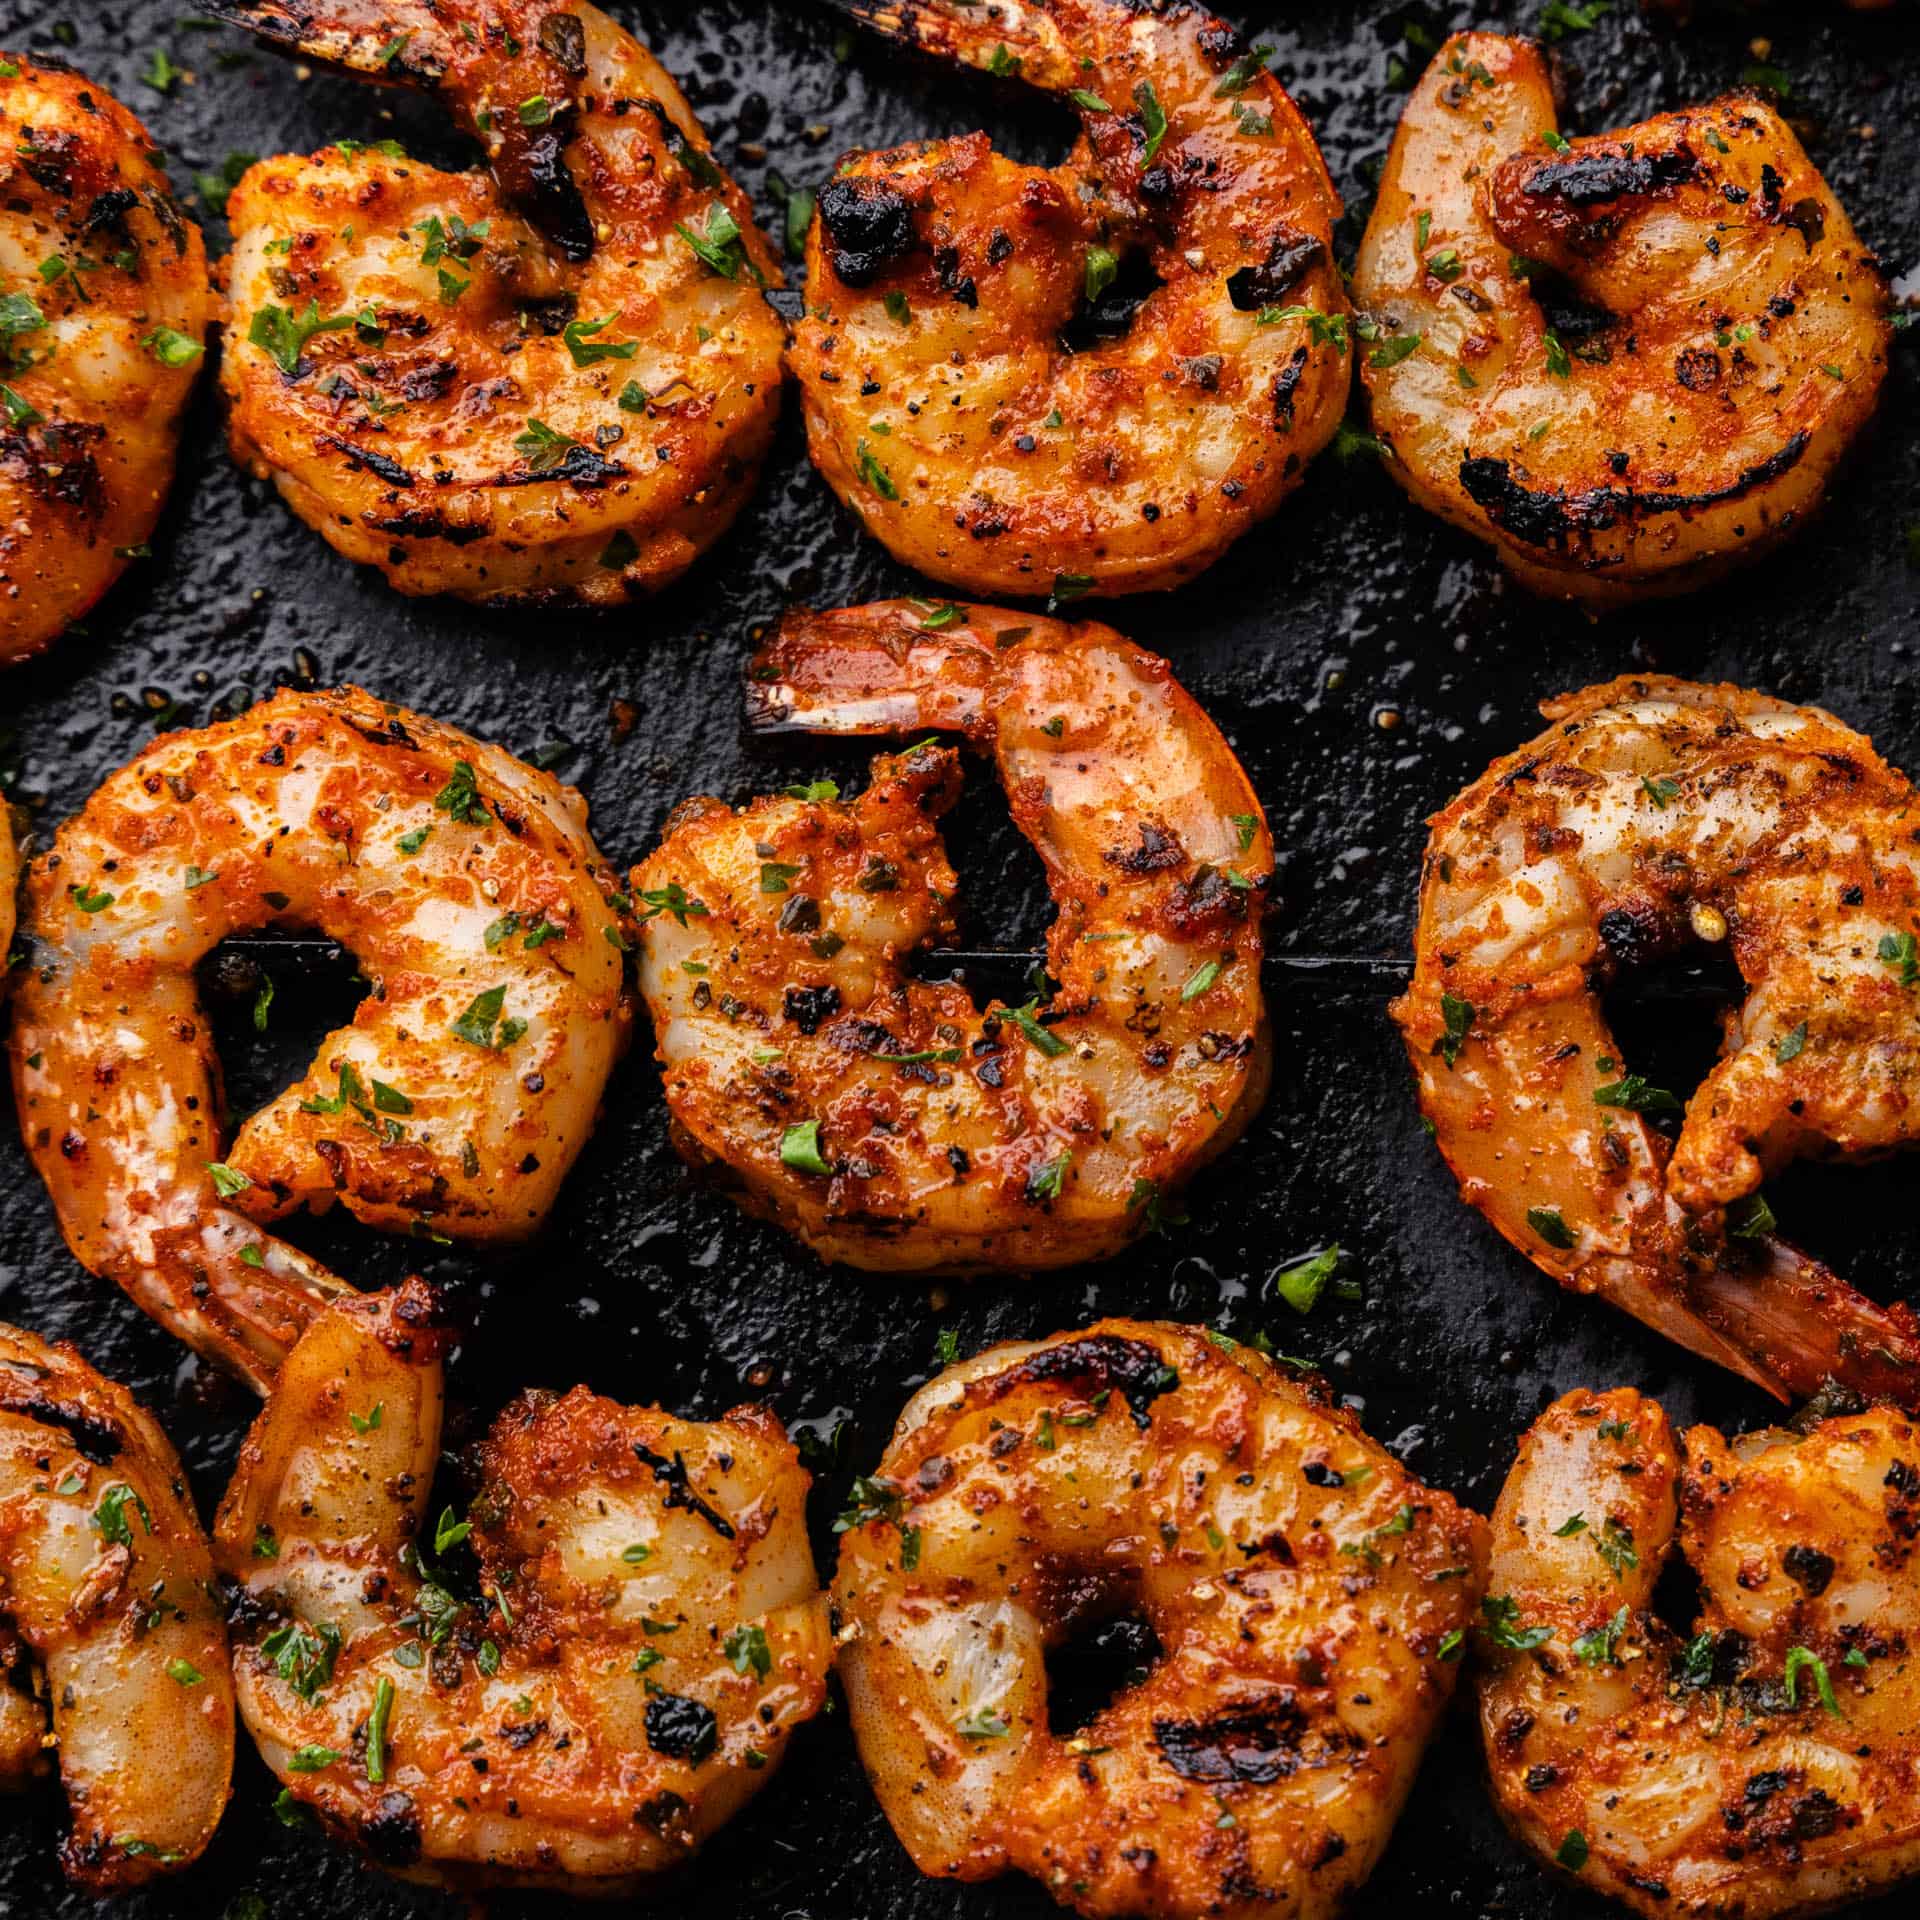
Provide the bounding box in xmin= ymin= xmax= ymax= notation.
xmin=212 ymin=1281 xmax=831 ymax=1893
xmin=1353 ymin=34 xmax=1889 ymax=604
xmin=791 ymin=1 xmax=1347 ymax=598
xmin=10 ymin=687 xmax=631 ymax=1392
xmin=0 ymin=1322 xmax=233 ymax=1888
xmin=0 ymin=58 xmax=211 ymax=661
xmin=1479 ymin=1388 xmax=1920 ymax=1918
xmin=215 ymin=0 xmax=782 ymax=605
xmin=1395 ymin=675 xmax=1920 ymax=1404
xmin=834 ymin=1320 xmax=1488 ymax=1919
xmin=631 ymin=602 xmax=1272 ymax=1273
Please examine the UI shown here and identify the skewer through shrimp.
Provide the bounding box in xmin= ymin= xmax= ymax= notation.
xmin=0 ymin=57 xmax=212 ymax=661
xmin=212 ymin=0 xmax=783 ymax=605
xmin=1353 ymin=34 xmax=1890 ymax=604
xmin=0 ymin=1321 xmax=233 ymax=1888
xmin=10 ymin=687 xmax=632 ymax=1392
xmin=212 ymin=1279 xmax=831 ymax=1893
xmin=1395 ymin=674 xmax=1920 ymax=1405
xmin=792 ymin=0 xmax=1348 ymax=599
xmin=631 ymin=601 xmax=1272 ymax=1273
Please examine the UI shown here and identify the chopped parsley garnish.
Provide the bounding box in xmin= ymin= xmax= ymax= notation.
xmin=1480 ymin=1594 xmax=1552 ymax=1650
xmin=92 ymin=1482 xmax=153 ymax=1547
xmin=449 ymin=985 xmax=527 ymax=1051
xmin=1642 ymin=774 xmax=1681 ymax=809
xmin=518 ymin=93 xmax=553 ymax=126
xmin=1783 ymin=1645 xmax=1840 ymax=1716
xmin=207 ymin=1161 xmax=251 ymax=1199
xmin=1728 ymin=1191 xmax=1777 ymax=1239
xmin=1180 ymin=957 xmax=1222 ymax=1003
xmin=855 ymin=438 xmax=897 ymax=500
xmin=780 ymin=1120 xmax=831 ymax=1176
xmin=1028 ymin=1150 xmax=1071 ymax=1201
xmin=1774 ymin=1022 xmax=1807 ymax=1063
xmin=1592 ymin=1517 xmax=1637 ymax=1580
xmin=69 ymin=882 xmax=115 ymax=913
xmin=1005 ymin=1000 xmax=1067 ymax=1058
xmin=1085 ymin=244 xmax=1119 ymax=304
xmin=261 ymin=1618 xmax=343 ymax=1702
xmin=1593 ymin=1073 xmax=1680 ymax=1113
xmin=636 ymin=882 xmax=709 ymax=925
xmin=724 ymin=1623 xmax=772 ymax=1681
xmin=512 ymin=417 xmax=579 ymax=473
xmin=1069 ymin=87 xmax=1112 ymax=112
xmin=1526 ymin=1206 xmax=1575 ymax=1250
xmin=1543 ymin=330 xmax=1572 ymax=379
xmin=366 ymin=1675 xmax=395 ymax=1783
xmin=248 ymin=300 xmax=355 ymax=376
xmin=1556 ymin=1830 xmax=1589 ymax=1872
xmin=675 ymin=203 xmax=750 ymax=280
xmin=1369 ymin=330 xmax=1421 ymax=369
xmin=432 ymin=758 xmax=489 ymax=824
xmin=563 ymin=315 xmax=637 ymax=368
xmin=1214 ymin=44 xmax=1274 ymax=95
xmin=143 ymin=326 xmax=202 ymax=368
xmin=833 ymin=1475 xmax=904 ymax=1533
xmin=1571 ymin=1604 xmax=1630 ymax=1667
xmin=1433 ymin=991 xmax=1475 ymax=1067
xmin=1271 ymin=1246 xmax=1341 ymax=1315
xmin=1133 ymin=79 xmax=1168 ymax=165
xmin=1878 ymin=930 xmax=1920 ymax=988
xmin=1048 ymin=571 xmax=1095 ymax=610
xmin=955 ymin=1707 xmax=1010 ymax=1740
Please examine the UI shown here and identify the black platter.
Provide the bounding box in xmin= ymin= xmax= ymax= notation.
xmin=0 ymin=1 xmax=1915 ymax=1915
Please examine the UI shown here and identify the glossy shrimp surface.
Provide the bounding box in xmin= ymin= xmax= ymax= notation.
xmin=0 ymin=57 xmax=211 ymax=662
xmin=791 ymin=0 xmax=1347 ymax=598
xmin=10 ymin=687 xmax=631 ymax=1393
xmin=1479 ymin=1388 xmax=1920 ymax=1918
xmin=212 ymin=1281 xmax=831 ymax=1893
xmin=1395 ymin=675 xmax=1920 ymax=1405
xmin=835 ymin=1320 xmax=1488 ymax=1920
xmin=1353 ymin=34 xmax=1889 ymax=604
xmin=215 ymin=0 xmax=782 ymax=605
xmin=0 ymin=1321 xmax=233 ymax=1888
xmin=631 ymin=601 xmax=1273 ymax=1273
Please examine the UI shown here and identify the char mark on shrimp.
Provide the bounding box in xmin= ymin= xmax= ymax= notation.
xmin=818 ymin=177 xmax=920 ymax=287
xmin=319 ymin=434 xmax=418 ymax=489
xmin=0 ymin=1366 xmax=123 ymax=1464
xmin=1459 ymin=432 xmax=1811 ymax=550
xmin=985 ymin=1334 xmax=1178 ymax=1429
xmin=1520 ymin=145 xmax=1700 ymax=210
xmin=632 ymin=1443 xmax=737 ymax=1540
xmin=1154 ymin=1696 xmax=1314 ymax=1785
xmin=1226 ymin=230 xmax=1327 ymax=313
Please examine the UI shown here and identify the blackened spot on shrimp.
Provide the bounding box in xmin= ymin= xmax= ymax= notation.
xmin=1167 ymin=863 xmax=1253 ymax=933
xmin=518 ymin=292 xmax=579 ymax=337
xmin=777 ymin=893 xmax=821 ymax=935
xmin=79 ymin=186 xmax=138 ymax=237
xmin=1154 ymin=1697 xmax=1310 ymax=1784
xmin=933 ymin=246 xmax=977 ymax=309
xmin=1783 ymin=198 xmax=1826 ymax=248
xmin=536 ymin=10 xmax=588 ymax=77
xmin=1675 ymin=346 xmax=1722 ymax=391
xmin=18 ymin=127 xmax=80 ymax=195
xmin=1198 ymin=22 xmax=1242 ymax=63
xmin=0 ymin=421 xmax=106 ymax=524
xmin=0 ymin=1367 xmax=123 ymax=1463
xmin=1272 ymin=346 xmax=1307 ymax=429
xmin=1781 ymin=1544 xmax=1835 ymax=1595
xmin=363 ymin=507 xmax=488 ymax=545
xmin=818 ymin=178 xmax=918 ymax=288
xmin=784 ymin=983 xmax=841 ymax=1034
xmin=1596 ymin=904 xmax=1668 ymax=970
xmin=1104 ymin=822 xmax=1185 ymax=874
xmin=360 ymin=1790 xmax=423 ymax=1867
xmin=1521 ymin=145 xmax=1698 ymax=208
xmin=147 ymin=188 xmax=190 ymax=256
xmin=1759 ymin=164 xmax=1784 ymax=219
xmin=987 ymin=1335 xmax=1178 ymax=1429
xmin=396 ymin=360 xmax=458 ymax=403
xmin=637 ymin=1789 xmax=691 ymax=1836
xmin=1458 ymin=432 xmax=1810 ymax=550
xmin=494 ymin=444 xmax=628 ymax=488
xmin=644 ymin=1691 xmax=719 ymax=1766
xmin=633 ymin=1444 xmax=737 ymax=1540
xmin=1226 ymin=229 xmax=1325 ymax=312
xmin=319 ymin=434 xmax=417 ymax=489
xmin=505 ymin=112 xmax=594 ymax=263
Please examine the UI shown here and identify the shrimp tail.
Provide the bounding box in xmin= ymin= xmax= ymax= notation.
xmin=1685 ymin=1236 xmax=1920 ymax=1410
xmin=747 ymin=602 xmax=1024 ymax=739
xmin=826 ymin=0 xmax=1079 ymax=89
xmin=203 ymin=0 xmax=456 ymax=84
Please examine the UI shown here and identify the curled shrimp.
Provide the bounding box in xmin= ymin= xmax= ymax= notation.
xmin=1352 ymin=33 xmax=1890 ymax=604
xmin=9 ymin=687 xmax=632 ymax=1392
xmin=834 ymin=1320 xmax=1488 ymax=1919
xmin=790 ymin=1 xmax=1348 ymax=599
xmin=212 ymin=0 xmax=782 ymax=605
xmin=0 ymin=1320 xmax=233 ymax=1887
xmin=1393 ymin=674 xmax=1920 ymax=1405
xmin=1477 ymin=1387 xmax=1920 ymax=1918
xmin=0 ymin=57 xmax=212 ymax=662
xmin=211 ymin=1280 xmax=831 ymax=1893
xmin=630 ymin=601 xmax=1273 ymax=1273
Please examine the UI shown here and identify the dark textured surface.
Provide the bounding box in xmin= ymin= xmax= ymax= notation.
xmin=0 ymin=0 xmax=1915 ymax=1914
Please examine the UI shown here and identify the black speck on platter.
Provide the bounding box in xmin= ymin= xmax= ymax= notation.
xmin=0 ymin=0 xmax=1914 ymax=1915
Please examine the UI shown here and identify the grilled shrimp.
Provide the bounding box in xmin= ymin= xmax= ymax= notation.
xmin=0 ymin=1321 xmax=233 ymax=1888
xmin=1352 ymin=34 xmax=1889 ymax=604
xmin=1478 ymin=1387 xmax=1920 ymax=1918
xmin=0 ymin=56 xmax=211 ymax=662
xmin=1394 ymin=675 xmax=1920 ymax=1405
xmin=213 ymin=0 xmax=782 ymax=605
xmin=211 ymin=1279 xmax=831 ymax=1893
xmin=9 ymin=687 xmax=631 ymax=1393
xmin=631 ymin=601 xmax=1272 ymax=1273
xmin=791 ymin=1 xmax=1347 ymax=599
xmin=834 ymin=1320 xmax=1488 ymax=1920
